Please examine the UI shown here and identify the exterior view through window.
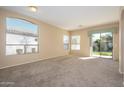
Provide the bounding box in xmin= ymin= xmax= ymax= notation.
xmin=91 ymin=32 xmax=113 ymax=58
xmin=6 ymin=18 xmax=38 ymax=55
xmin=63 ymin=35 xmax=69 ymax=50
xmin=71 ymin=35 xmax=80 ymax=50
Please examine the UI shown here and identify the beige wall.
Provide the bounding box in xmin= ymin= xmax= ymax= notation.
xmin=113 ymin=30 xmax=119 ymax=61
xmin=70 ymin=30 xmax=90 ymax=56
xmin=119 ymin=8 xmax=124 ymax=73
xmin=0 ymin=9 xmax=69 ymax=69
xmin=70 ymin=22 xmax=119 ymax=60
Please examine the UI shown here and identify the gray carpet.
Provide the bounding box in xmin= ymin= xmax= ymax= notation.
xmin=0 ymin=56 xmax=123 ymax=87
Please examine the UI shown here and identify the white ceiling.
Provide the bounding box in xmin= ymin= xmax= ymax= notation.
xmin=0 ymin=6 xmax=120 ymax=30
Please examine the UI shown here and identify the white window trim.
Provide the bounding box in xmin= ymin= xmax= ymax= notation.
xmin=63 ymin=35 xmax=69 ymax=50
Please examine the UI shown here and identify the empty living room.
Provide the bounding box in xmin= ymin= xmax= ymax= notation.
xmin=0 ymin=5 xmax=124 ymax=88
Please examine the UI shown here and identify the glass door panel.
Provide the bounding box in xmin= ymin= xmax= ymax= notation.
xmin=91 ymin=32 xmax=113 ymax=58
xmin=92 ymin=33 xmax=101 ymax=57
xmin=100 ymin=32 xmax=113 ymax=58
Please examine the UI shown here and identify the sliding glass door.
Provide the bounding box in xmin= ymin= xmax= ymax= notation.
xmin=91 ymin=32 xmax=113 ymax=58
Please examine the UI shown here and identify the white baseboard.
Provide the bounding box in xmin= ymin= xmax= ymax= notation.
xmin=0 ymin=55 xmax=67 ymax=70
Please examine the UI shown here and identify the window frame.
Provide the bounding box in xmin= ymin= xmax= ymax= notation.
xmin=71 ymin=35 xmax=80 ymax=50
xmin=5 ymin=17 xmax=39 ymax=56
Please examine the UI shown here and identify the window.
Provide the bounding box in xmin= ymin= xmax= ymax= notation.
xmin=6 ymin=18 xmax=38 ymax=55
xmin=63 ymin=35 xmax=69 ymax=50
xmin=71 ymin=35 xmax=80 ymax=50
